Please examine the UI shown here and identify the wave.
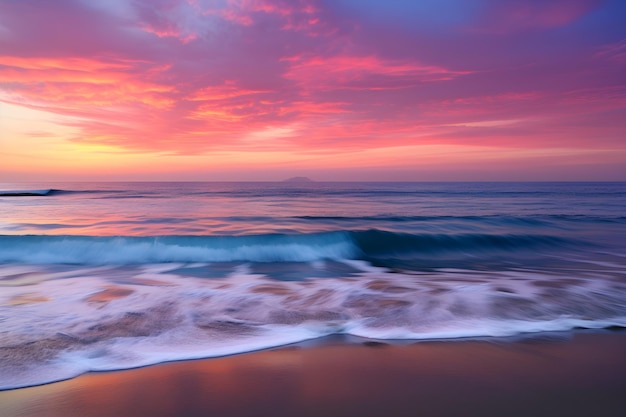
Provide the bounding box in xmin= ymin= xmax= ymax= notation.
xmin=0 ymin=233 xmax=358 ymax=264
xmin=0 ymin=189 xmax=105 ymax=197
xmin=0 ymin=189 xmax=61 ymax=196
xmin=352 ymin=229 xmax=574 ymax=258
xmin=1 ymin=261 xmax=625 ymax=390
xmin=0 ymin=189 xmax=134 ymax=197
xmin=2 ymin=184 xmax=624 ymax=201
xmin=296 ymin=214 xmax=626 ymax=222
xmin=0 ymin=230 xmax=579 ymax=265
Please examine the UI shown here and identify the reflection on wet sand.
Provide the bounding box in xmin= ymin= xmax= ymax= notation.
xmin=1 ymin=332 xmax=625 ymax=417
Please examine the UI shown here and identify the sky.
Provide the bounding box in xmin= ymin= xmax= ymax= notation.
xmin=1 ymin=0 xmax=625 ymax=181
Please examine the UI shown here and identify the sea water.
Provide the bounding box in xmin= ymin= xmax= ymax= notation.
xmin=1 ymin=182 xmax=625 ymax=389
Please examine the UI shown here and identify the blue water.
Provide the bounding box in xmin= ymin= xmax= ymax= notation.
xmin=1 ymin=182 xmax=625 ymax=389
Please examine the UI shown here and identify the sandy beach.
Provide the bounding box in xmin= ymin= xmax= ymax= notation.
xmin=1 ymin=330 xmax=625 ymax=417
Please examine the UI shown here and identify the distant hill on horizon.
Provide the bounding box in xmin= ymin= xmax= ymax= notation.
xmin=283 ymin=176 xmax=314 ymax=183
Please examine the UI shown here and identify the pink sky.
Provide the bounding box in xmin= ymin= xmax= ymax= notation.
xmin=1 ymin=0 xmax=625 ymax=181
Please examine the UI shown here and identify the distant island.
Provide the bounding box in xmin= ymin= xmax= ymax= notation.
xmin=283 ymin=176 xmax=314 ymax=183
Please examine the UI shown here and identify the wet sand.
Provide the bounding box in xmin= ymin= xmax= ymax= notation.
xmin=1 ymin=331 xmax=625 ymax=417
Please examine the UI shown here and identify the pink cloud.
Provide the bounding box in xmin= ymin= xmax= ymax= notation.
xmin=0 ymin=0 xmax=624 ymax=163
xmin=283 ymin=55 xmax=470 ymax=91
xmin=475 ymin=0 xmax=603 ymax=33
xmin=596 ymin=39 xmax=626 ymax=63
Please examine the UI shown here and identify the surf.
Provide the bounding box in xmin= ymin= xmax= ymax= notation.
xmin=1 ymin=261 xmax=625 ymax=390
xmin=0 ymin=230 xmax=581 ymax=265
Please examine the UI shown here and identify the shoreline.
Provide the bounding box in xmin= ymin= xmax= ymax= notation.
xmin=1 ymin=330 xmax=625 ymax=417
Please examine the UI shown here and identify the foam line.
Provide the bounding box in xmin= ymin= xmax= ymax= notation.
xmin=1 ymin=264 xmax=625 ymax=390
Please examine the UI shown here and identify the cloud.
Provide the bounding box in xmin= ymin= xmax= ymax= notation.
xmin=0 ymin=0 xmax=624 ymax=162
xmin=283 ymin=54 xmax=470 ymax=91
xmin=596 ymin=39 xmax=626 ymax=63
xmin=473 ymin=0 xmax=603 ymax=33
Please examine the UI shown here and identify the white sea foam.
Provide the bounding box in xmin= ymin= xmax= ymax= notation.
xmin=1 ymin=262 xmax=625 ymax=390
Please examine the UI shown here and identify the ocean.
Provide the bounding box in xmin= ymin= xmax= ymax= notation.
xmin=1 ymin=181 xmax=625 ymax=390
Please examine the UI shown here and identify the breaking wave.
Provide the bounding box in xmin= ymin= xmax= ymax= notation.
xmin=0 ymin=230 xmax=579 ymax=265
xmin=0 ymin=189 xmax=60 ymax=197
xmin=1 ymin=261 xmax=625 ymax=390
